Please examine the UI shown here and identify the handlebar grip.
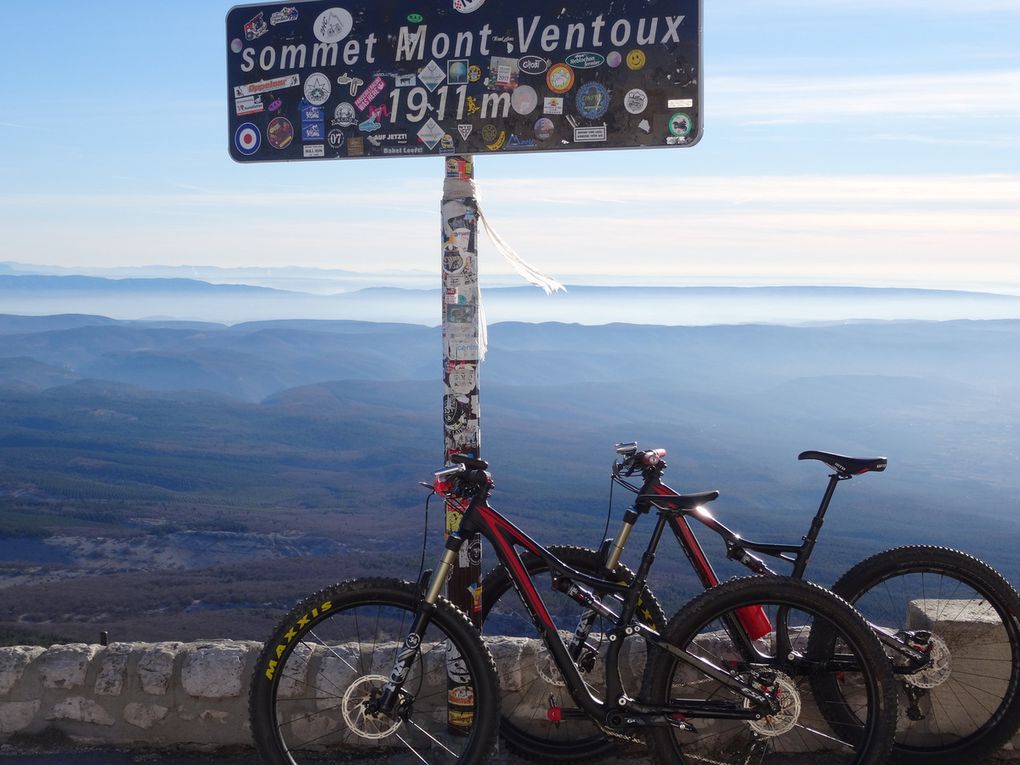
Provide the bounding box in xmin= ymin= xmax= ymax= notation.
xmin=449 ymin=454 xmax=489 ymax=470
xmin=434 ymin=464 xmax=467 ymax=479
xmin=641 ymin=448 xmax=667 ymax=466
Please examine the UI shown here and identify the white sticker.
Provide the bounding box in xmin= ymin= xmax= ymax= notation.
xmin=668 ymin=98 xmax=694 ymax=108
xmin=313 ymin=8 xmax=353 ymax=44
xmin=303 ymin=144 xmax=325 ymax=157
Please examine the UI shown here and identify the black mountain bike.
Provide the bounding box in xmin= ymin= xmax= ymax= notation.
xmin=481 ymin=444 xmax=1020 ymax=765
xmin=250 ymin=454 xmax=899 ymax=764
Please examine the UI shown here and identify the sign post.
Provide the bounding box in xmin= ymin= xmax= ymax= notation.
xmin=226 ymin=0 xmax=700 ymax=738
xmin=441 ymin=155 xmax=483 ymax=626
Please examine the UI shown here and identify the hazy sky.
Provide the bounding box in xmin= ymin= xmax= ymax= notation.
xmin=1 ymin=1 xmax=1018 ymax=290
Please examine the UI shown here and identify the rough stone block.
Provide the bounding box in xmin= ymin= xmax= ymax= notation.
xmin=0 ymin=646 xmax=45 ymax=696
xmin=0 ymin=700 xmax=40 ymax=734
xmin=181 ymin=642 xmax=247 ymax=698
xmin=39 ymin=645 xmax=98 ymax=690
xmin=138 ymin=643 xmax=180 ymax=696
xmin=123 ymin=702 xmax=169 ymax=730
xmin=93 ymin=643 xmax=132 ymax=697
xmin=47 ymin=696 xmax=115 ymax=726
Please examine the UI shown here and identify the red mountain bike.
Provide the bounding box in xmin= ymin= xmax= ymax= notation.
xmin=481 ymin=443 xmax=1020 ymax=765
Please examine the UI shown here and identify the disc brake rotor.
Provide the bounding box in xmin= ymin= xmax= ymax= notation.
xmin=904 ymin=633 xmax=952 ymax=689
xmin=341 ymin=674 xmax=402 ymax=739
xmin=745 ymin=672 xmax=801 ymax=737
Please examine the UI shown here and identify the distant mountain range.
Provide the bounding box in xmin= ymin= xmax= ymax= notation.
xmin=4 ymin=272 xmax=1020 ymax=325
xmin=3 ymin=309 xmax=1020 ymax=642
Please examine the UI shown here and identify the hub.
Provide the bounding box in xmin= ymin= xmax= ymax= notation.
xmin=341 ymin=674 xmax=402 ymax=740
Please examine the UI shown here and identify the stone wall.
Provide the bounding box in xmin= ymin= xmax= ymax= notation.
xmin=1 ymin=635 xmax=1019 ymax=756
xmin=0 ymin=641 xmax=259 ymax=746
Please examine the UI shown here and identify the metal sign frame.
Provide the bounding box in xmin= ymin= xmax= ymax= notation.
xmin=226 ymin=0 xmax=702 ymax=162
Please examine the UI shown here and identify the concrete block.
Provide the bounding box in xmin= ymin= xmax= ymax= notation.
xmin=181 ymin=642 xmax=247 ymax=698
xmin=0 ymin=700 xmax=39 ymax=734
xmin=47 ymin=696 xmax=115 ymax=726
xmin=0 ymin=646 xmax=45 ymax=696
xmin=123 ymin=702 xmax=169 ymax=730
xmin=38 ymin=644 xmax=98 ymax=690
xmin=138 ymin=643 xmax=180 ymax=696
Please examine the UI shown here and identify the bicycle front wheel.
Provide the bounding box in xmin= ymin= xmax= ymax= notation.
xmin=824 ymin=545 xmax=1020 ymax=765
xmin=642 ymin=576 xmax=898 ymax=765
xmin=249 ymin=577 xmax=499 ymax=765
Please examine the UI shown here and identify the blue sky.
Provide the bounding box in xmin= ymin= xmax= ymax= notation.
xmin=1 ymin=1 xmax=1017 ymax=290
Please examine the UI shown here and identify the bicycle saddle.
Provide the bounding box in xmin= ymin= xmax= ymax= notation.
xmin=799 ymin=450 xmax=887 ymax=476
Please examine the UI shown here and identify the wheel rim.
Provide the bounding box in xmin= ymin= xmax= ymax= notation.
xmin=848 ymin=566 xmax=1020 ymax=752
xmin=660 ymin=596 xmax=882 ymax=763
xmin=267 ymin=598 xmax=483 ymax=764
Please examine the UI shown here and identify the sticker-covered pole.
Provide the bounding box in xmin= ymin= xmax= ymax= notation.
xmin=442 ymin=155 xmax=482 ymax=621
xmin=442 ymin=155 xmax=482 ymax=735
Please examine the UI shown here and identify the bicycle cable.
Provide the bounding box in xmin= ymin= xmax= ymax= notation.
xmin=602 ymin=473 xmax=615 ymax=548
xmin=417 ymin=489 xmax=435 ymax=586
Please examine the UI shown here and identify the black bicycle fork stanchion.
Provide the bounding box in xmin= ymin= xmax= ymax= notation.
xmin=442 ymin=155 xmax=483 ymax=734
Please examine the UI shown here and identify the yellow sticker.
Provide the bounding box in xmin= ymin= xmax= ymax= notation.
xmin=626 ymin=49 xmax=646 ymax=71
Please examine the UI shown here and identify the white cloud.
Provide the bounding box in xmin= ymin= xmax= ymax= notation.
xmin=710 ymin=70 xmax=1020 ymax=123
xmin=3 ymin=175 xmax=1017 ymax=291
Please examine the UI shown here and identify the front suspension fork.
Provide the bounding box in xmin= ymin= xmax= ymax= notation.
xmin=375 ymin=538 xmax=463 ymax=715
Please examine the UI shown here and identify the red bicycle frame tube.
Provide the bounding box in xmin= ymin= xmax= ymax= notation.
xmin=652 ymin=485 xmax=772 ymax=641
xmin=472 ymin=502 xmax=556 ymax=631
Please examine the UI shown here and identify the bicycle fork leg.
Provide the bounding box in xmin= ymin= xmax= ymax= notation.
xmin=376 ymin=542 xmax=462 ymax=715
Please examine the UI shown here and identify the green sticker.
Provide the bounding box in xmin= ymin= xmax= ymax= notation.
xmin=407 ymin=13 xmax=423 ymax=23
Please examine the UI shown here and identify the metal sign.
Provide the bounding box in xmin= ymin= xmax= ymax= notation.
xmin=226 ymin=0 xmax=701 ymax=162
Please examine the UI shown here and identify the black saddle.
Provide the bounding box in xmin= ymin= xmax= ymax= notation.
xmin=799 ymin=450 xmax=887 ymax=476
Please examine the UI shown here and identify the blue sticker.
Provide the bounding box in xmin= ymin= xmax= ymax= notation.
xmin=300 ymin=100 xmax=325 ymax=122
xmin=302 ymin=121 xmax=325 ymax=141
xmin=576 ymin=82 xmax=609 ymax=120
xmin=234 ymin=122 xmax=261 ymax=155
xmin=359 ymin=115 xmax=382 ymax=133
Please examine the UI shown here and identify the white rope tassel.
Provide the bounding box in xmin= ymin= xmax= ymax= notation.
xmin=476 ymin=208 xmax=566 ymax=295
xmin=445 ymin=176 xmax=567 ymax=295
xmin=477 ymin=297 xmax=489 ymax=361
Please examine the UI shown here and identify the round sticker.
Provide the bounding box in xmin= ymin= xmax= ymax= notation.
xmin=534 ymin=117 xmax=554 ymax=141
xmin=607 ymin=51 xmax=622 ymax=68
xmin=313 ymin=7 xmax=353 ymax=44
xmin=511 ymin=85 xmax=538 ymax=115
xmin=267 ymin=116 xmax=294 ymax=149
xmin=234 ymin=123 xmax=261 ymax=156
xmin=481 ymin=124 xmax=499 ymax=143
xmin=576 ymin=82 xmax=610 ymax=120
xmin=468 ymin=65 xmax=482 ymax=83
xmin=453 ymin=0 xmax=486 ymax=13
xmin=230 ymin=38 xmax=243 ymax=54
xmin=304 ymin=72 xmax=331 ymax=106
xmin=668 ymin=112 xmax=693 ymax=137
xmin=332 ymin=102 xmax=357 ymax=127
xmin=546 ymin=64 xmax=575 ymax=94
xmin=327 ymin=129 xmax=346 ymax=149
xmin=626 ymin=49 xmax=646 ymax=71
xmin=624 ymin=88 xmax=648 ymax=115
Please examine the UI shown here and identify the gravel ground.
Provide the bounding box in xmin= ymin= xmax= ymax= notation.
xmin=1 ymin=747 xmax=1020 ymax=765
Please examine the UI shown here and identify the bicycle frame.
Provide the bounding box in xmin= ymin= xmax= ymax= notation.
xmin=614 ymin=465 xmax=929 ymax=671
xmin=381 ymin=469 xmax=782 ymax=726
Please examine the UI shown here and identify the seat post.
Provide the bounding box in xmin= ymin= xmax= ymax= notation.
xmin=792 ymin=473 xmax=843 ymax=578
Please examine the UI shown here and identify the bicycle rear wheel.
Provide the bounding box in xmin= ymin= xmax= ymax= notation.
xmin=249 ymin=577 xmax=499 ymax=765
xmin=822 ymin=545 xmax=1020 ymax=765
xmin=642 ymin=576 xmax=898 ymax=765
